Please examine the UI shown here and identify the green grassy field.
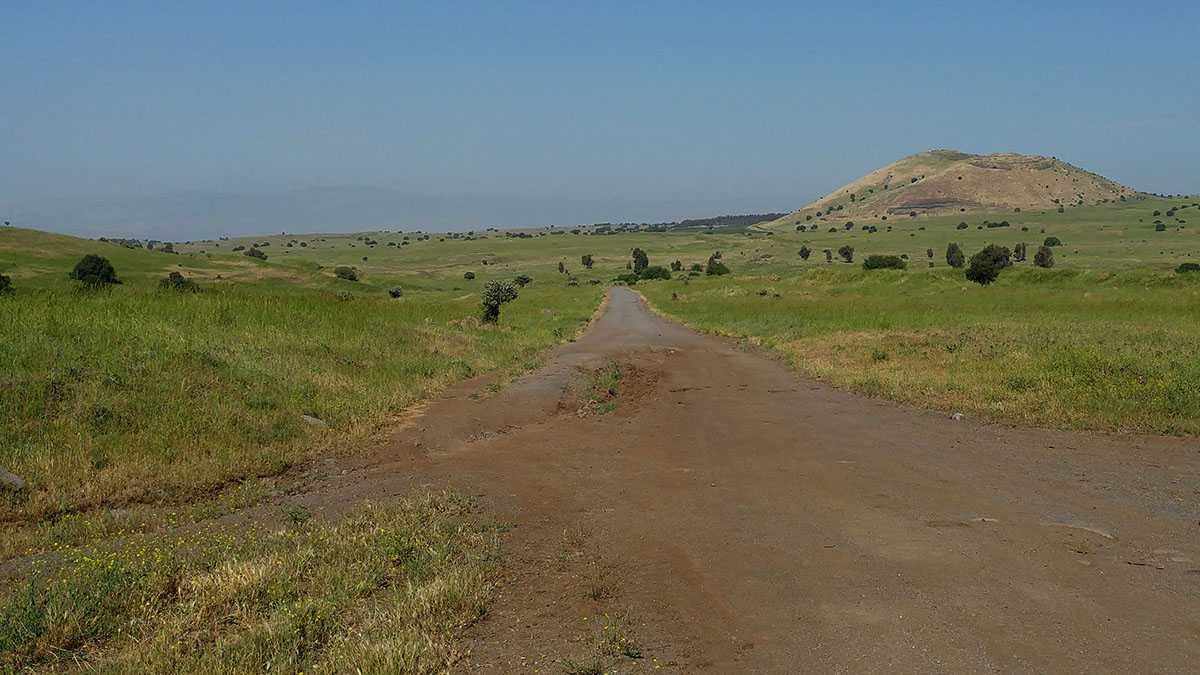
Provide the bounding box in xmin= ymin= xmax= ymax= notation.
xmin=2 ymin=195 xmax=1198 ymax=668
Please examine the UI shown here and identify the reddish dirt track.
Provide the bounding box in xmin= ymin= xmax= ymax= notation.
xmin=305 ymin=287 xmax=1199 ymax=672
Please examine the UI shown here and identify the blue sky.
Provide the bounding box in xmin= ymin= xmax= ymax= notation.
xmin=2 ymin=1 xmax=1198 ymax=236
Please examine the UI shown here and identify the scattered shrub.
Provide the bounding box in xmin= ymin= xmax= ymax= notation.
xmin=670 ymin=260 xmax=683 ymax=272
xmin=244 ymin=247 xmax=267 ymax=260
xmin=463 ymin=271 xmax=476 ymax=280
xmin=1034 ymin=245 xmax=1055 ymax=268
xmin=69 ymin=254 xmax=121 ymax=287
xmin=965 ymin=244 xmax=1012 ymax=285
xmin=823 ymin=249 xmax=833 ymax=263
xmin=580 ymin=254 xmax=594 ymax=269
xmin=1043 ymin=236 xmax=1062 ymax=247
xmin=159 ymin=271 xmax=199 ymax=292
xmin=639 ymin=265 xmax=671 ymax=280
xmin=798 ymin=245 xmax=811 ymax=260
xmin=480 ymin=279 xmax=519 ymax=322
xmin=1175 ymin=262 xmax=1200 ymax=274
xmin=837 ymin=245 xmax=854 ymax=263
xmin=862 ymin=254 xmax=906 ymax=270
xmin=956 ymin=222 xmax=968 ymax=230
xmin=0 ymin=273 xmax=13 ymax=296
xmin=334 ymin=266 xmax=359 ymax=281
xmin=513 ymin=274 xmax=533 ymax=287
xmin=705 ymin=255 xmax=730 ymax=276
xmin=614 ymin=272 xmax=640 ymax=285
xmin=387 ymin=287 xmax=403 ymax=298
xmin=926 ymin=248 xmax=934 ymax=258
xmin=1155 ymin=222 xmax=1167 ymax=232
xmin=689 ymin=262 xmax=703 ymax=272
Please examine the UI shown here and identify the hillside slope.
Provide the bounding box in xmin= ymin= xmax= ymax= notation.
xmin=767 ymin=150 xmax=1139 ymax=226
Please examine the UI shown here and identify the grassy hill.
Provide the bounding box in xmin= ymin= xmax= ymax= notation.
xmin=766 ymin=149 xmax=1140 ymax=226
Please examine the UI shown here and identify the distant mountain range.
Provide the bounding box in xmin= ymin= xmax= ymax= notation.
xmin=3 ymin=187 xmax=780 ymax=241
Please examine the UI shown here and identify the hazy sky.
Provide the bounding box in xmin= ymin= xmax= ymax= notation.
xmin=3 ymin=1 xmax=1198 ymax=237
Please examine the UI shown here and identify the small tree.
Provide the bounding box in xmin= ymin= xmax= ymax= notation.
xmin=558 ymin=261 xmax=565 ymax=274
xmin=69 ymin=254 xmax=121 ymax=287
xmin=0 ymin=273 xmax=13 ymax=296
xmin=480 ymin=280 xmax=518 ymax=323
xmin=946 ymin=242 xmax=965 ymax=268
xmin=244 ymin=247 xmax=267 ymax=260
xmin=798 ymin=245 xmax=811 ymax=260
xmin=837 ymin=245 xmax=854 ymax=263
xmin=631 ymin=248 xmax=649 ymax=274
xmin=581 ymin=254 xmax=594 ymax=269
xmin=513 ymin=274 xmax=533 ymax=287
xmin=705 ymin=255 xmax=730 ymax=276
xmin=824 ymin=249 xmax=833 ymax=263
xmin=1043 ymin=236 xmax=1062 ymax=247
xmin=159 ymin=271 xmax=199 ymax=292
xmin=670 ymin=260 xmax=682 ymax=272
xmin=334 ymin=266 xmax=359 ymax=281
xmin=926 ymin=248 xmax=934 ymax=259
xmin=965 ymin=244 xmax=1012 ymax=285
xmin=463 ymin=271 xmax=476 ymax=280
xmin=1013 ymin=242 xmax=1027 ymax=262
xmin=1033 ymin=245 xmax=1055 ymax=268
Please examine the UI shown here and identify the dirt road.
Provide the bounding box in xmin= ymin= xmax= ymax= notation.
xmin=322 ymin=287 xmax=1199 ymax=672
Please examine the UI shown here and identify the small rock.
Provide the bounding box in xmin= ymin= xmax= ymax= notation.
xmin=950 ymin=412 xmax=964 ymax=421
xmin=302 ymin=414 xmax=327 ymax=427
xmin=0 ymin=467 xmax=26 ymax=492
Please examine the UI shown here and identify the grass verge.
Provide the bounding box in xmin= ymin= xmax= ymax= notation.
xmin=0 ymin=492 xmax=496 ymax=673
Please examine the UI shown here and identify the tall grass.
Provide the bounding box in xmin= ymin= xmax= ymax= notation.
xmin=642 ymin=267 xmax=1200 ymax=434
xmin=0 ymin=283 xmax=602 ymax=521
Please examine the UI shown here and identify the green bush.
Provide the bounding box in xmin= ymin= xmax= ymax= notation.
xmin=945 ymin=241 xmax=964 ymax=267
xmin=480 ymin=279 xmax=518 ymax=322
xmin=0 ymin=273 xmax=13 ymax=296
xmin=837 ymin=245 xmax=854 ymax=263
xmin=689 ymin=263 xmax=703 ymax=272
xmin=69 ymin=255 xmax=121 ymax=287
xmin=639 ymin=265 xmax=671 ymax=280
xmin=705 ymin=257 xmax=730 ymax=276
xmin=1176 ymin=262 xmax=1200 ymax=274
xmin=463 ymin=271 xmax=476 ymax=280
xmin=1034 ymin=245 xmax=1055 ymax=268
xmin=956 ymin=222 xmax=968 ymax=230
xmin=965 ymin=244 xmax=1012 ymax=285
xmin=580 ymin=254 xmax=594 ymax=269
xmin=159 ymin=271 xmax=199 ymax=292
xmin=513 ymin=274 xmax=533 ymax=287
xmin=862 ymin=254 xmax=906 ymax=270
xmin=614 ymin=272 xmax=640 ymax=285
xmin=243 ymin=247 xmax=267 ymax=260
xmin=334 ymin=266 xmax=359 ymax=282
xmin=387 ymin=287 xmax=403 ymax=298
xmin=670 ymin=260 xmax=682 ymax=272
xmin=1155 ymin=223 xmax=1167 ymax=232
xmin=798 ymin=245 xmax=811 ymax=260
xmin=1043 ymin=236 xmax=1062 ymax=247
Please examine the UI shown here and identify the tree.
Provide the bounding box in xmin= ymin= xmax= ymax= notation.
xmin=463 ymin=271 xmax=476 ymax=280
xmin=824 ymin=249 xmax=833 ymax=263
xmin=513 ymin=274 xmax=533 ymax=287
xmin=956 ymin=222 xmax=968 ymax=230
xmin=1043 ymin=236 xmax=1062 ymax=247
xmin=0 ymin=273 xmax=13 ymax=296
xmin=798 ymin=245 xmax=811 ymax=260
xmin=837 ymin=245 xmax=854 ymax=263
xmin=1034 ymin=245 xmax=1055 ymax=268
xmin=946 ymin=242 xmax=965 ymax=268
xmin=558 ymin=261 xmax=565 ymax=274
xmin=69 ymin=254 xmax=121 ymax=287
xmin=1013 ymin=242 xmax=1027 ymax=262
xmin=705 ymin=255 xmax=730 ymax=276
xmin=244 ymin=247 xmax=267 ymax=260
xmin=631 ymin=248 xmax=649 ymax=274
xmin=965 ymin=244 xmax=1012 ymax=285
xmin=581 ymin=254 xmax=594 ymax=269
xmin=926 ymin=248 xmax=934 ymax=259
xmin=480 ymin=280 xmax=519 ymax=322
xmin=159 ymin=271 xmax=199 ymax=292
xmin=670 ymin=260 xmax=682 ymax=271
xmin=640 ymin=265 xmax=671 ymax=280
xmin=335 ymin=266 xmax=359 ymax=281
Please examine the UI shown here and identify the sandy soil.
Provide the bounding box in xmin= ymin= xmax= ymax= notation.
xmin=267 ymin=287 xmax=1198 ymax=672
